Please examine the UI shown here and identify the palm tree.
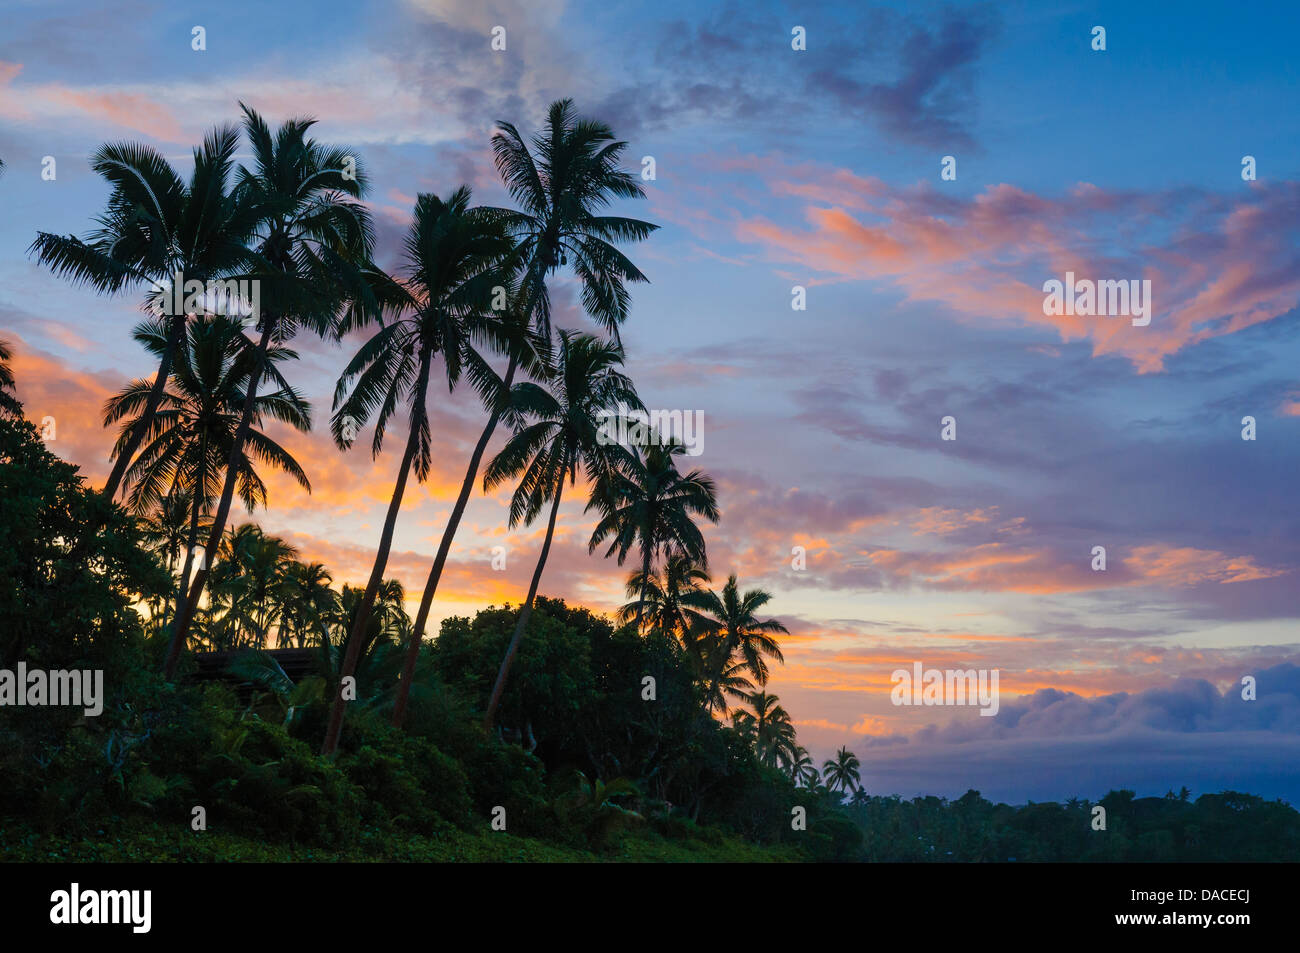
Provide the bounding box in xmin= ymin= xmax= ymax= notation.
xmin=314 ymin=580 xmax=408 ymax=709
xmin=731 ymin=690 xmax=796 ymax=768
xmin=169 ymin=103 xmax=375 ymax=676
xmin=319 ymin=186 xmax=517 ymax=756
xmin=280 ymin=561 xmax=337 ymax=647
xmin=693 ymin=575 xmax=789 ymax=714
xmin=29 ymin=126 xmax=260 ymax=502
xmin=0 ymin=338 xmax=20 ymax=417
xmin=479 ymin=331 xmax=639 ymax=728
xmin=588 ymin=441 xmax=718 ymax=629
xmin=616 ymin=550 xmax=712 ymax=643
xmin=392 ymin=100 xmax=658 ymax=729
xmin=822 ymin=747 xmax=862 ymax=796
xmin=107 ymin=315 xmax=310 ymax=516
xmin=202 ymin=524 xmax=299 ymax=649
xmin=138 ymin=489 xmax=211 ymax=623
xmin=785 ymin=745 xmax=818 ymax=787
xmin=105 ymin=314 xmax=310 ymax=644
xmin=699 ymin=655 xmax=757 ymax=716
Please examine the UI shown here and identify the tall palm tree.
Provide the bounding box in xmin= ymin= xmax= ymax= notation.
xmin=588 ymin=441 xmax=718 ymax=629
xmin=392 ymin=100 xmax=658 ymax=729
xmin=29 ymin=126 xmax=261 ymax=502
xmin=169 ymin=103 xmax=375 ymax=676
xmin=693 ymin=575 xmax=789 ymax=714
xmin=479 ymin=331 xmax=640 ymax=728
xmin=822 ymin=747 xmax=862 ymax=796
xmin=105 ymin=314 xmax=310 ymax=644
xmin=107 ymin=315 xmax=310 ymax=517
xmin=616 ymin=551 xmax=712 ymax=642
xmin=319 ymin=186 xmax=517 ymax=756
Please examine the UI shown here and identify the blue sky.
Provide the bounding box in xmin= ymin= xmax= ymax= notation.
xmin=2 ymin=0 xmax=1299 ymax=804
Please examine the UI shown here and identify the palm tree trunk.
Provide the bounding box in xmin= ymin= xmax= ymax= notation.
xmin=102 ymin=315 xmax=187 ymax=501
xmin=638 ymin=546 xmax=652 ymax=632
xmin=483 ymin=474 xmax=564 ymax=730
xmin=703 ymin=634 xmax=734 ymax=715
xmin=164 ymin=320 xmax=274 ymax=678
xmin=391 ymin=354 xmax=520 ymax=729
xmin=164 ymin=488 xmax=203 ymax=631
xmin=321 ymin=354 xmax=431 ymax=756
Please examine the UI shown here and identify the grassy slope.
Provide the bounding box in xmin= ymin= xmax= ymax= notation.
xmin=1 ymin=818 xmax=798 ymax=863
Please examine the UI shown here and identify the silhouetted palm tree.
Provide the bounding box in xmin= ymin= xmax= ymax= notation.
xmin=393 ymin=100 xmax=657 ymax=729
xmin=106 ymin=315 xmax=309 ymax=645
xmin=786 ymin=745 xmax=818 ymax=787
xmin=617 ymin=551 xmax=711 ymax=644
xmin=203 ymin=524 xmax=299 ymax=649
xmin=30 ymin=127 xmax=261 ymax=502
xmin=693 ymin=575 xmax=788 ymax=714
xmin=823 ymin=747 xmax=862 ymax=796
xmin=280 ymin=561 xmax=337 ymax=647
xmin=480 ymin=331 xmax=639 ymax=728
xmin=731 ymin=690 xmax=795 ymax=768
xmin=320 ymin=186 xmax=517 ymax=756
xmin=588 ymin=441 xmax=718 ymax=629
xmin=170 ymin=104 xmax=374 ymax=676
xmin=0 ymin=338 xmax=20 ymax=416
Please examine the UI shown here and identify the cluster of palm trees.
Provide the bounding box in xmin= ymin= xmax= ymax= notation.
xmin=22 ymin=97 xmax=863 ymax=790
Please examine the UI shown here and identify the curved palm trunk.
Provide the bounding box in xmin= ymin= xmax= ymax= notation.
xmin=483 ymin=475 xmax=564 ymax=730
xmin=163 ymin=487 xmax=204 ymax=631
xmin=702 ymin=632 xmax=735 ymax=715
xmin=58 ymin=317 xmax=187 ymax=577
xmin=165 ymin=320 xmax=274 ymax=679
xmin=391 ymin=354 xmax=520 ymax=729
xmin=638 ymin=547 xmax=653 ymax=632
xmin=102 ymin=315 xmax=187 ymax=502
xmin=321 ymin=353 xmax=431 ymax=756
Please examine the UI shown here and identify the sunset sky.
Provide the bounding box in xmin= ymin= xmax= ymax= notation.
xmin=2 ymin=0 xmax=1298 ymax=804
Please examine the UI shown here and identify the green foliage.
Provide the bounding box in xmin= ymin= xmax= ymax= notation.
xmin=0 ymin=412 xmax=169 ymax=672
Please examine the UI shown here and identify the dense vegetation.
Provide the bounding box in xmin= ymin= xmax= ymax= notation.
xmin=2 ymin=104 xmax=1296 ymax=862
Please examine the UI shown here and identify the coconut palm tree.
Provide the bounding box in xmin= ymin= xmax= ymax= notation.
xmin=785 ymin=745 xmax=818 ymax=787
xmin=693 ymin=575 xmax=789 ymax=715
xmin=313 ymin=580 xmax=408 ymax=710
xmin=732 ymin=690 xmax=796 ymax=768
xmin=699 ymin=655 xmax=757 ymax=716
xmin=105 ymin=314 xmax=310 ymax=646
xmin=29 ymin=126 xmax=261 ymax=503
xmin=279 ymin=561 xmax=337 ymax=647
xmin=138 ymin=489 xmax=212 ymax=624
xmin=616 ymin=550 xmax=712 ymax=643
xmin=319 ymin=186 xmax=518 ymax=756
xmin=392 ymin=100 xmax=658 ymax=729
xmin=107 ymin=315 xmax=310 ymax=517
xmin=0 ymin=338 xmax=20 ymax=417
xmin=479 ymin=331 xmax=640 ymax=728
xmin=202 ymin=524 xmax=299 ymax=649
xmin=822 ymin=747 xmax=862 ymax=796
xmin=169 ymin=103 xmax=375 ymax=675
xmin=588 ymin=441 xmax=718 ymax=629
